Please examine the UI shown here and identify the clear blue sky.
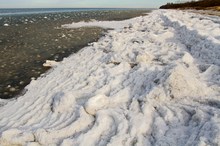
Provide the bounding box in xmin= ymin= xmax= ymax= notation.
xmin=0 ymin=0 xmax=177 ymax=8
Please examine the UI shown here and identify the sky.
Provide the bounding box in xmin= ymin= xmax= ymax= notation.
xmin=0 ymin=0 xmax=179 ymax=8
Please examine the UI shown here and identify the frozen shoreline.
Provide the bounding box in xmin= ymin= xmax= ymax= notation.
xmin=0 ymin=9 xmax=148 ymax=99
xmin=0 ymin=10 xmax=220 ymax=146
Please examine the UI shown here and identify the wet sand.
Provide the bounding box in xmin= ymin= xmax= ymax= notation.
xmin=0 ymin=9 xmax=150 ymax=99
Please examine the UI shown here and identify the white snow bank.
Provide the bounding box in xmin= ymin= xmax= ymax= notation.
xmin=62 ymin=18 xmax=140 ymax=30
xmin=0 ymin=10 xmax=220 ymax=146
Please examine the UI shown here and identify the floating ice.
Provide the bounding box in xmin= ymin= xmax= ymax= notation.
xmin=43 ymin=60 xmax=59 ymax=67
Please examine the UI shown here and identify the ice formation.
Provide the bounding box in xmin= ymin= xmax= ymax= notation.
xmin=0 ymin=10 xmax=220 ymax=146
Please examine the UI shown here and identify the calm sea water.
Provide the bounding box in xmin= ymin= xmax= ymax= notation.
xmin=0 ymin=8 xmax=140 ymax=16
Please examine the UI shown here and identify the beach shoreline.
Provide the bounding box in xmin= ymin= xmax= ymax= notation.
xmin=0 ymin=9 xmax=150 ymax=99
xmin=0 ymin=9 xmax=220 ymax=145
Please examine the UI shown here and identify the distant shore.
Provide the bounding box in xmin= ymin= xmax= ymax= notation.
xmin=160 ymin=0 xmax=220 ymax=12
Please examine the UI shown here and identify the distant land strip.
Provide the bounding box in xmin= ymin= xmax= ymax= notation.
xmin=160 ymin=0 xmax=220 ymax=11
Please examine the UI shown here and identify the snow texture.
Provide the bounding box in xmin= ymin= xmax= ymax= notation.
xmin=0 ymin=10 xmax=220 ymax=146
xmin=62 ymin=19 xmax=135 ymax=30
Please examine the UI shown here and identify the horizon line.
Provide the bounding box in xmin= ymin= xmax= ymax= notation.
xmin=0 ymin=7 xmax=157 ymax=9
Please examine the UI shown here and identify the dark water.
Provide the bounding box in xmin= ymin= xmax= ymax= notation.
xmin=0 ymin=8 xmax=143 ymax=16
xmin=0 ymin=8 xmax=151 ymax=99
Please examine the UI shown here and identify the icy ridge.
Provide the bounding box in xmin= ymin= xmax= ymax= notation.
xmin=0 ymin=10 xmax=220 ymax=146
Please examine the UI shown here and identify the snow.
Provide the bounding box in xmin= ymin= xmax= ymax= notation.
xmin=0 ymin=9 xmax=220 ymax=146
xmin=62 ymin=19 xmax=136 ymax=30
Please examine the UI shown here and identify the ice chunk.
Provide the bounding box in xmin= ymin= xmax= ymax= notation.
xmin=43 ymin=60 xmax=59 ymax=67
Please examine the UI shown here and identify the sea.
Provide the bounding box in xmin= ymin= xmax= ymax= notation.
xmin=0 ymin=8 xmax=138 ymax=16
xmin=0 ymin=8 xmax=151 ymax=99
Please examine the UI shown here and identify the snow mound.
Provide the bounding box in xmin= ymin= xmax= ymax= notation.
xmin=166 ymin=64 xmax=213 ymax=99
xmin=0 ymin=10 xmax=220 ymax=146
xmin=84 ymin=94 xmax=110 ymax=115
